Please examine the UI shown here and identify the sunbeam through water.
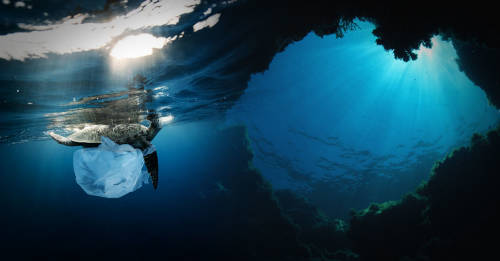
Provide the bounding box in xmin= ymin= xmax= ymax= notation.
xmin=226 ymin=21 xmax=500 ymax=217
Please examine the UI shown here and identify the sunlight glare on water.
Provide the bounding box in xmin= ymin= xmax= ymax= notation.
xmin=110 ymin=33 xmax=169 ymax=59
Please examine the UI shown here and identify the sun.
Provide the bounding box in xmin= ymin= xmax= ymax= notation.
xmin=110 ymin=33 xmax=167 ymax=59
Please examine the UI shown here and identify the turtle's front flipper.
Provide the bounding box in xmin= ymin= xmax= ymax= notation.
xmin=48 ymin=132 xmax=79 ymax=146
xmin=144 ymin=150 xmax=158 ymax=189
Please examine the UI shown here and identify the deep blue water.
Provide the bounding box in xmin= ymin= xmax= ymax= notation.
xmin=0 ymin=1 xmax=499 ymax=259
xmin=0 ymin=121 xmax=269 ymax=258
xmin=226 ymin=21 xmax=500 ymax=216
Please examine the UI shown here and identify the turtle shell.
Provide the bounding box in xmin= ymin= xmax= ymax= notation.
xmin=67 ymin=124 xmax=148 ymax=144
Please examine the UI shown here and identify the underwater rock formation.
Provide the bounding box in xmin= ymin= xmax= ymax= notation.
xmin=349 ymin=195 xmax=429 ymax=260
xmin=348 ymin=127 xmax=500 ymax=261
xmin=453 ymin=39 xmax=500 ymax=108
xmin=275 ymin=190 xmax=354 ymax=260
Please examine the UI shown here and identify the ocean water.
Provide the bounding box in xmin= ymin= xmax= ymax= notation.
xmin=0 ymin=1 xmax=499 ymax=260
xmin=226 ymin=21 xmax=500 ymax=217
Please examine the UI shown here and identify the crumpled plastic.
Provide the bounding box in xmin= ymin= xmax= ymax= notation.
xmin=73 ymin=137 xmax=149 ymax=198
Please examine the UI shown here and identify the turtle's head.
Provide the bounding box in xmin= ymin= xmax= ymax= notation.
xmin=48 ymin=131 xmax=79 ymax=146
xmin=129 ymin=135 xmax=150 ymax=150
xmin=146 ymin=113 xmax=161 ymax=128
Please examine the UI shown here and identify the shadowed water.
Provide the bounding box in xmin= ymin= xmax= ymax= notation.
xmin=0 ymin=1 xmax=499 ymax=260
xmin=226 ymin=21 xmax=500 ymax=217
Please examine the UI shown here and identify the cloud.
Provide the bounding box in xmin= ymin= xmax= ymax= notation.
xmin=0 ymin=0 xmax=201 ymax=61
xmin=193 ymin=13 xmax=221 ymax=32
xmin=203 ymin=8 xmax=212 ymax=16
xmin=14 ymin=1 xmax=24 ymax=8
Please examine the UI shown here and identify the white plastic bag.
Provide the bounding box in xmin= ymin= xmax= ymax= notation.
xmin=73 ymin=137 xmax=149 ymax=198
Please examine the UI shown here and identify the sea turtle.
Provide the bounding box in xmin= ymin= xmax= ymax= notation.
xmin=48 ymin=123 xmax=158 ymax=149
xmin=47 ymin=117 xmax=161 ymax=189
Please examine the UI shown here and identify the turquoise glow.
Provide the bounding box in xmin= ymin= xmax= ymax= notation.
xmin=226 ymin=21 xmax=500 ymax=215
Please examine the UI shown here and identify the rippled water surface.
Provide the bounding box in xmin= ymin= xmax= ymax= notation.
xmin=0 ymin=1 xmax=499 ymax=259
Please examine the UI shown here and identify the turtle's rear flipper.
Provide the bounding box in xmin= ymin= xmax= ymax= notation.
xmin=48 ymin=132 xmax=79 ymax=146
xmin=144 ymin=151 xmax=158 ymax=189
